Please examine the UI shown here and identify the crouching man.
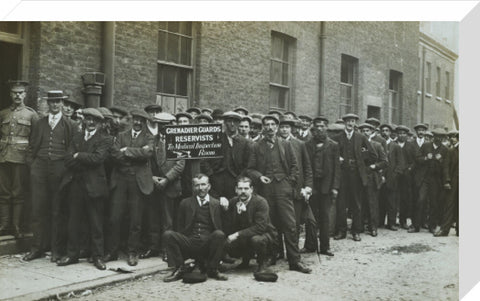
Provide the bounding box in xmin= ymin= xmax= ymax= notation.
xmin=224 ymin=177 xmax=277 ymax=273
xmin=163 ymin=173 xmax=228 ymax=282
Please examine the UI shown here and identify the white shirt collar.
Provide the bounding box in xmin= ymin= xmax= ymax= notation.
xmin=416 ymin=137 xmax=424 ymax=147
xmin=48 ymin=112 xmax=62 ymax=129
xmin=433 ymin=143 xmax=439 ymax=149
xmin=196 ymin=194 xmax=210 ymax=206
xmin=398 ymin=141 xmax=405 ymax=148
xmin=386 ymin=138 xmax=392 ymax=145
xmin=84 ymin=128 xmax=97 ymax=141
xmin=345 ymin=129 xmax=353 ymax=139
xmin=454 ymin=142 xmax=459 ymax=148
xmin=132 ymin=129 xmax=142 ymax=138
xmin=147 ymin=122 xmax=158 ymax=136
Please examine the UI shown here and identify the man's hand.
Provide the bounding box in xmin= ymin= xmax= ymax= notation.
xmin=369 ymin=164 xmax=376 ymax=170
xmin=152 ymin=176 xmax=164 ymax=187
xmin=444 ymin=183 xmax=452 ymax=190
xmin=427 ymin=153 xmax=433 ymax=160
xmin=157 ymin=178 xmax=168 ymax=189
xmin=219 ymin=197 xmax=229 ymax=210
xmin=435 ymin=153 xmax=442 ymax=160
xmin=339 ymin=156 xmax=344 ymax=164
xmin=120 ymin=147 xmax=127 ymax=152
xmin=260 ymin=176 xmax=272 ymax=184
xmin=73 ymin=152 xmax=79 ymax=159
xmin=228 ymin=232 xmax=239 ymax=242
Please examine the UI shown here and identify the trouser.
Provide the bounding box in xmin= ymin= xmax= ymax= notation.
xmin=397 ymin=174 xmax=412 ymax=226
xmin=30 ymin=158 xmax=67 ymax=254
xmin=428 ymin=176 xmax=445 ymax=230
xmin=413 ymin=180 xmax=432 ymax=230
xmin=210 ymin=170 xmax=237 ymax=199
xmin=439 ymin=181 xmax=458 ymax=234
xmin=295 ymin=199 xmax=317 ymax=251
xmin=227 ymin=233 xmax=273 ymax=264
xmin=65 ymin=177 xmax=104 ymax=259
xmin=309 ymin=192 xmax=332 ymax=252
xmin=259 ymin=179 xmax=300 ymax=265
xmin=163 ymin=229 xmax=226 ymax=269
xmin=364 ymin=175 xmax=379 ymax=230
xmin=107 ymin=174 xmax=145 ymax=255
xmin=0 ymin=162 xmax=28 ymax=231
xmin=336 ymin=168 xmax=364 ymax=234
xmin=380 ymin=185 xmax=397 ymax=227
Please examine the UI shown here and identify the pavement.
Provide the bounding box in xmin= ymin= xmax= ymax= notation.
xmin=0 ymin=252 xmax=169 ymax=301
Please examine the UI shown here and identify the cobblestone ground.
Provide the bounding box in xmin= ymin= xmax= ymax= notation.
xmin=72 ymin=228 xmax=458 ymax=301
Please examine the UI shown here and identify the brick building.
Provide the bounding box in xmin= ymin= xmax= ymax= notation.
xmin=0 ymin=21 xmax=457 ymax=129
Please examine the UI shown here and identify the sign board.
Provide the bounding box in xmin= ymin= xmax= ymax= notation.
xmin=165 ymin=124 xmax=223 ymax=160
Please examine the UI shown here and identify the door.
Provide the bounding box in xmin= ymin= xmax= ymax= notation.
xmin=0 ymin=41 xmax=22 ymax=110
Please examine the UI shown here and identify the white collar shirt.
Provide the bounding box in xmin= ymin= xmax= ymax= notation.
xmin=196 ymin=194 xmax=210 ymax=206
xmin=48 ymin=112 xmax=62 ymax=129
xmin=84 ymin=129 xmax=97 ymax=141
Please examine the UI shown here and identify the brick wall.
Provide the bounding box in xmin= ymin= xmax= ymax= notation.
xmin=34 ymin=22 xmax=102 ymax=115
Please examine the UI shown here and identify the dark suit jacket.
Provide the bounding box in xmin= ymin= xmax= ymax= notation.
xmin=60 ymin=130 xmax=111 ymax=198
xmin=152 ymin=137 xmax=185 ymax=198
xmin=203 ymin=133 xmax=251 ymax=178
xmin=368 ymin=139 xmax=388 ymax=189
xmin=176 ymin=195 xmax=224 ymax=235
xmin=305 ymin=137 xmax=341 ymax=194
xmin=224 ymin=193 xmax=277 ymax=239
xmin=443 ymin=145 xmax=458 ymax=188
xmin=288 ymin=137 xmax=313 ymax=199
xmin=415 ymin=142 xmax=448 ymax=186
xmin=29 ymin=115 xmax=74 ymax=162
xmin=333 ymin=131 xmax=377 ymax=186
xmin=246 ymin=137 xmax=299 ymax=186
xmin=110 ymin=128 xmax=155 ymax=195
xmin=371 ymin=133 xmax=387 ymax=152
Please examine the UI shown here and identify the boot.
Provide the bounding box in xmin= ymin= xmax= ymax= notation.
xmin=0 ymin=204 xmax=10 ymax=236
xmin=12 ymin=204 xmax=23 ymax=238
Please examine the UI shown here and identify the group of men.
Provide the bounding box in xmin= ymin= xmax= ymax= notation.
xmin=0 ymin=80 xmax=458 ymax=281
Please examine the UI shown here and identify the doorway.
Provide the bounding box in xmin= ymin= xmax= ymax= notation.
xmin=0 ymin=41 xmax=22 ymax=110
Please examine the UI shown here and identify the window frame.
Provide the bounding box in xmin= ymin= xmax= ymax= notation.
xmin=339 ymin=54 xmax=358 ymax=118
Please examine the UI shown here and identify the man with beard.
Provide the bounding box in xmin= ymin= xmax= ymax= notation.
xmin=358 ymin=123 xmax=388 ymax=237
xmin=224 ymin=177 xmax=277 ymax=273
xmin=304 ymin=116 xmax=340 ymax=256
xmin=247 ymin=115 xmax=311 ymax=273
xmin=0 ymin=81 xmax=38 ymax=237
xmin=23 ymin=91 xmax=74 ymax=262
xmin=105 ymin=110 xmax=154 ymax=266
xmin=162 ymin=174 xmax=228 ymax=282
xmin=332 ymin=113 xmax=376 ymax=242
xmin=410 ymin=128 xmax=448 ymax=233
xmin=56 ymin=108 xmax=111 ymax=270
xmin=204 ymin=111 xmax=251 ymax=200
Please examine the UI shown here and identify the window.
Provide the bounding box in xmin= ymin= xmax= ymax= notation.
xmin=445 ymin=71 xmax=450 ymax=100
xmin=367 ymin=106 xmax=381 ymax=120
xmin=270 ymin=32 xmax=295 ymax=111
xmin=436 ymin=66 xmax=441 ymax=97
xmin=339 ymin=54 xmax=358 ymax=117
xmin=425 ymin=62 xmax=431 ymax=94
xmin=388 ymin=70 xmax=403 ymax=124
xmin=157 ymin=22 xmax=193 ymax=114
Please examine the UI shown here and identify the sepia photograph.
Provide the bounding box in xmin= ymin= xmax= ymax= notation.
xmin=0 ymin=1 xmax=469 ymax=300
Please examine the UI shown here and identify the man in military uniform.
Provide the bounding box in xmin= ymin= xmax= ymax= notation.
xmin=0 ymin=80 xmax=38 ymax=237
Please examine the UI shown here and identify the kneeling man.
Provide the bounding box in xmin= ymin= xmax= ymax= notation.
xmin=163 ymin=173 xmax=228 ymax=282
xmin=225 ymin=177 xmax=277 ymax=273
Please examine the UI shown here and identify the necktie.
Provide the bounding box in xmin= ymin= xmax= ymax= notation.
xmin=85 ymin=131 xmax=91 ymax=141
xmin=49 ymin=116 xmax=56 ymax=129
xmin=133 ymin=132 xmax=138 ymax=139
xmin=200 ymin=198 xmax=206 ymax=206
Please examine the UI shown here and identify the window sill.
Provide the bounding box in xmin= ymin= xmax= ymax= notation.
xmin=417 ymin=90 xmax=422 ymax=95
xmin=445 ymin=99 xmax=452 ymax=104
xmin=425 ymin=93 xmax=432 ymax=98
xmin=436 ymin=96 xmax=442 ymax=101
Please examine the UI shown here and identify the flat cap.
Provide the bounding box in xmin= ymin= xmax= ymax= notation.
xmin=251 ymin=117 xmax=262 ymax=126
xmin=211 ymin=109 xmax=224 ymax=119
xmin=241 ymin=115 xmax=253 ymax=123
xmin=222 ymin=111 xmax=243 ymax=121
xmin=365 ymin=117 xmax=381 ymax=127
xmin=144 ymin=104 xmax=163 ymax=113
xmin=153 ymin=112 xmax=176 ymax=123
xmin=328 ymin=123 xmax=345 ymax=131
xmin=186 ymin=107 xmax=201 ymax=115
xmin=279 ymin=115 xmax=295 ymax=126
xmin=425 ymin=131 xmax=434 ymax=137
xmin=201 ymin=108 xmax=213 ymax=114
xmin=335 ymin=119 xmax=345 ymax=124
xmin=130 ymin=109 xmax=151 ymax=120
xmin=97 ymin=107 xmax=114 ymax=119
xmin=253 ymin=271 xmax=278 ymax=282
xmin=233 ymin=106 xmax=249 ymax=115
xmin=195 ymin=113 xmax=213 ymax=123
xmin=109 ymin=106 xmax=129 ymax=116
xmin=262 ymin=114 xmax=280 ymax=125
xmin=341 ymin=113 xmax=359 ymax=121
xmin=298 ymin=114 xmax=313 ymax=122
xmin=284 ymin=111 xmax=297 ymax=119
xmin=431 ymin=128 xmax=448 ymax=136
xmin=313 ymin=116 xmax=329 ymax=124
xmin=448 ymin=130 xmax=459 ymax=136
xmin=395 ymin=125 xmax=410 ymax=133
xmin=250 ymin=113 xmax=264 ymax=120
xmin=358 ymin=123 xmax=375 ymax=130
xmin=379 ymin=123 xmax=393 ymax=131
xmin=82 ymin=108 xmax=104 ymax=120
xmin=413 ymin=123 xmax=428 ymax=131
xmin=176 ymin=112 xmax=193 ymax=120
xmin=268 ymin=109 xmax=284 ymax=117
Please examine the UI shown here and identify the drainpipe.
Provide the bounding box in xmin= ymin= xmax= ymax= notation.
xmin=318 ymin=21 xmax=326 ymax=116
xmin=421 ymin=46 xmax=426 ymax=123
xmin=102 ymin=21 xmax=115 ymax=107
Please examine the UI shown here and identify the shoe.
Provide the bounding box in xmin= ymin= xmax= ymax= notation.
xmin=334 ymin=232 xmax=346 ymax=240
xmin=23 ymin=250 xmax=43 ymax=261
xmin=127 ymin=253 xmax=138 ymax=266
xmin=57 ymin=256 xmax=79 ymax=266
xmin=401 ymin=223 xmax=409 ymax=230
xmin=320 ymin=250 xmax=334 ymax=257
xmin=222 ymin=255 xmax=236 ymax=264
xmin=352 ymin=233 xmax=361 ymax=242
xmin=299 ymin=247 xmax=315 ymax=254
xmin=103 ymin=253 xmax=118 ymax=262
xmin=434 ymin=230 xmax=448 ymax=237
xmin=207 ymin=269 xmax=228 ymax=281
xmin=50 ymin=253 xmax=61 ymax=263
xmin=386 ymin=225 xmax=398 ymax=231
xmin=163 ymin=267 xmax=185 ymax=282
xmin=289 ymin=262 xmax=312 ymax=274
xmin=235 ymin=259 xmax=250 ymax=270
xmin=407 ymin=226 xmax=419 ymax=233
xmin=218 ymin=262 xmax=228 ymax=273
xmin=371 ymin=229 xmax=378 ymax=237
xmin=139 ymin=249 xmax=159 ymax=259
xmin=93 ymin=258 xmax=106 ymax=270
